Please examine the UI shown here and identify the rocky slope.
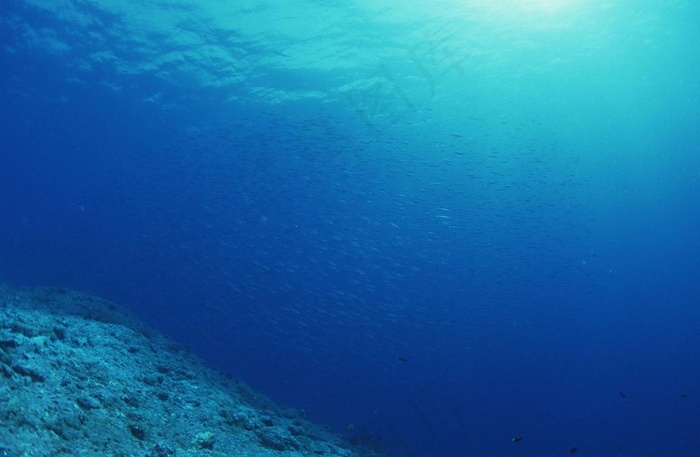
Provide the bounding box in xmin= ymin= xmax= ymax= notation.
xmin=0 ymin=286 xmax=384 ymax=457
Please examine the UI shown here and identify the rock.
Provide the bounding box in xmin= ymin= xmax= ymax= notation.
xmin=192 ymin=431 xmax=216 ymax=450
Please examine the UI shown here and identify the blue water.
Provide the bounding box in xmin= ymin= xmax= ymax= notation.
xmin=2 ymin=0 xmax=699 ymax=455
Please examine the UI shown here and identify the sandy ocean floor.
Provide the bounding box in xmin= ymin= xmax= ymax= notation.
xmin=0 ymin=285 xmax=385 ymax=457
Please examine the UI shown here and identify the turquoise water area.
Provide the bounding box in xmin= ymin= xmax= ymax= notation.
xmin=1 ymin=1 xmax=699 ymax=455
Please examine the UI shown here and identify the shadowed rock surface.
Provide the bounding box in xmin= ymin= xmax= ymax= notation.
xmin=0 ymin=285 xmax=385 ymax=457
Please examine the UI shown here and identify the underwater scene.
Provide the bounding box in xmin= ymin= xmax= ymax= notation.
xmin=1 ymin=0 xmax=699 ymax=456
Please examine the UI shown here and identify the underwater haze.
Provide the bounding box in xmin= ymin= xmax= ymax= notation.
xmin=1 ymin=0 xmax=699 ymax=455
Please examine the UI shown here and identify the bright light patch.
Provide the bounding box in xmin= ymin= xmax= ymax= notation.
xmin=469 ymin=0 xmax=581 ymax=28
xmin=525 ymin=0 xmax=569 ymax=13
xmin=496 ymin=0 xmax=576 ymax=15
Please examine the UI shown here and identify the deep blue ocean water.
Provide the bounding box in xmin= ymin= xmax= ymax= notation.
xmin=1 ymin=0 xmax=699 ymax=455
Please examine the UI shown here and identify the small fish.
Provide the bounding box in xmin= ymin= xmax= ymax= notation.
xmin=570 ymin=447 xmax=578 ymax=454
xmin=619 ymin=391 xmax=627 ymax=401
xmin=396 ymin=356 xmax=409 ymax=363
xmin=511 ymin=436 xmax=523 ymax=443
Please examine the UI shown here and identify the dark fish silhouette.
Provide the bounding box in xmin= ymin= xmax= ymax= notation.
xmin=619 ymin=391 xmax=627 ymax=401
xmin=396 ymin=356 xmax=408 ymax=363
xmin=511 ymin=436 xmax=523 ymax=443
